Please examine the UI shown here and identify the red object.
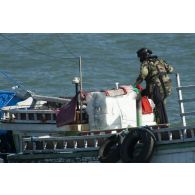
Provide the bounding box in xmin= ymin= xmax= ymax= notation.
xmin=56 ymin=93 xmax=78 ymax=127
xmin=141 ymin=96 xmax=153 ymax=114
xmin=136 ymin=84 xmax=144 ymax=91
xmin=136 ymin=84 xmax=153 ymax=114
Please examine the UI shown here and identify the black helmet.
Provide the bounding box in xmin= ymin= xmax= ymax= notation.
xmin=137 ymin=48 xmax=152 ymax=59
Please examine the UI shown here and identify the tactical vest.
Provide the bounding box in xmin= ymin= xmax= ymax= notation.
xmin=146 ymin=58 xmax=172 ymax=98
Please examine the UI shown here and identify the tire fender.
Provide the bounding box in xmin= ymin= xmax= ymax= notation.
xmin=120 ymin=127 xmax=156 ymax=163
xmin=98 ymin=135 xmax=120 ymax=163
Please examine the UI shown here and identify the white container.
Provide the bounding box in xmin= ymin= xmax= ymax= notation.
xmin=86 ymin=86 xmax=137 ymax=130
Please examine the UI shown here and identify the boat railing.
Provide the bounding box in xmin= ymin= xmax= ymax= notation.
xmin=21 ymin=132 xmax=113 ymax=154
xmin=151 ymin=124 xmax=195 ymax=144
xmin=1 ymin=109 xmax=57 ymax=124
xmin=176 ymin=73 xmax=195 ymax=139
xmin=18 ymin=124 xmax=195 ymax=154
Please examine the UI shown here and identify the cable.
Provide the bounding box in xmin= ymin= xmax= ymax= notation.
xmin=0 ymin=34 xmax=135 ymax=64
xmin=0 ymin=70 xmax=26 ymax=91
xmin=55 ymin=34 xmax=78 ymax=58
xmin=0 ymin=34 xmax=78 ymax=61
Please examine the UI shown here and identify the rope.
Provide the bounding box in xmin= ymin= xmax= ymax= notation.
xmin=0 ymin=70 xmax=26 ymax=91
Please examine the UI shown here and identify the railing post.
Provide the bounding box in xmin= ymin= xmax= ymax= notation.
xmin=176 ymin=73 xmax=187 ymax=139
xmin=176 ymin=73 xmax=187 ymax=127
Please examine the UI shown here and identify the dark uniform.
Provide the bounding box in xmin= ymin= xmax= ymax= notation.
xmin=134 ymin=48 xmax=174 ymax=124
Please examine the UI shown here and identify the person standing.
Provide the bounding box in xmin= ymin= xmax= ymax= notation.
xmin=134 ymin=48 xmax=174 ymax=124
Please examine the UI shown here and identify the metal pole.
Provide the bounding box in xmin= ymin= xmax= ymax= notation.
xmin=79 ymin=56 xmax=83 ymax=124
xmin=136 ymin=96 xmax=142 ymax=127
xmin=75 ymin=83 xmax=79 ymax=111
xmin=176 ymin=73 xmax=187 ymax=127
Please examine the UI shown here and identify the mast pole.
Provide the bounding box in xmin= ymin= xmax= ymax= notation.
xmin=79 ymin=56 xmax=83 ymax=123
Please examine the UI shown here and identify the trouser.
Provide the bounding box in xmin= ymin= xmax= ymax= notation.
xmin=151 ymin=85 xmax=168 ymax=124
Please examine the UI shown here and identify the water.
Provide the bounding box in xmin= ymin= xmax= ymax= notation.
xmin=0 ymin=33 xmax=195 ymax=126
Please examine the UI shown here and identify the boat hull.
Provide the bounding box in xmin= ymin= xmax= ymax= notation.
xmin=5 ymin=140 xmax=195 ymax=163
xmin=152 ymin=142 xmax=195 ymax=163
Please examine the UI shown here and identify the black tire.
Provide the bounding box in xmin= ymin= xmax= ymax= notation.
xmin=98 ymin=135 xmax=120 ymax=163
xmin=120 ymin=128 xmax=156 ymax=163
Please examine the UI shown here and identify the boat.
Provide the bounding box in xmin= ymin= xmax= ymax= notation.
xmin=0 ymin=58 xmax=195 ymax=163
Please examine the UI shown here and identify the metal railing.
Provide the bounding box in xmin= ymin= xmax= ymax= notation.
xmin=22 ymin=133 xmax=111 ymax=153
xmin=176 ymin=73 xmax=195 ymax=128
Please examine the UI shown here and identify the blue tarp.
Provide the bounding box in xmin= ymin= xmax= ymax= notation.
xmin=0 ymin=91 xmax=23 ymax=135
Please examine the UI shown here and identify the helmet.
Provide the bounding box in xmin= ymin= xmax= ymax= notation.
xmin=137 ymin=48 xmax=152 ymax=59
